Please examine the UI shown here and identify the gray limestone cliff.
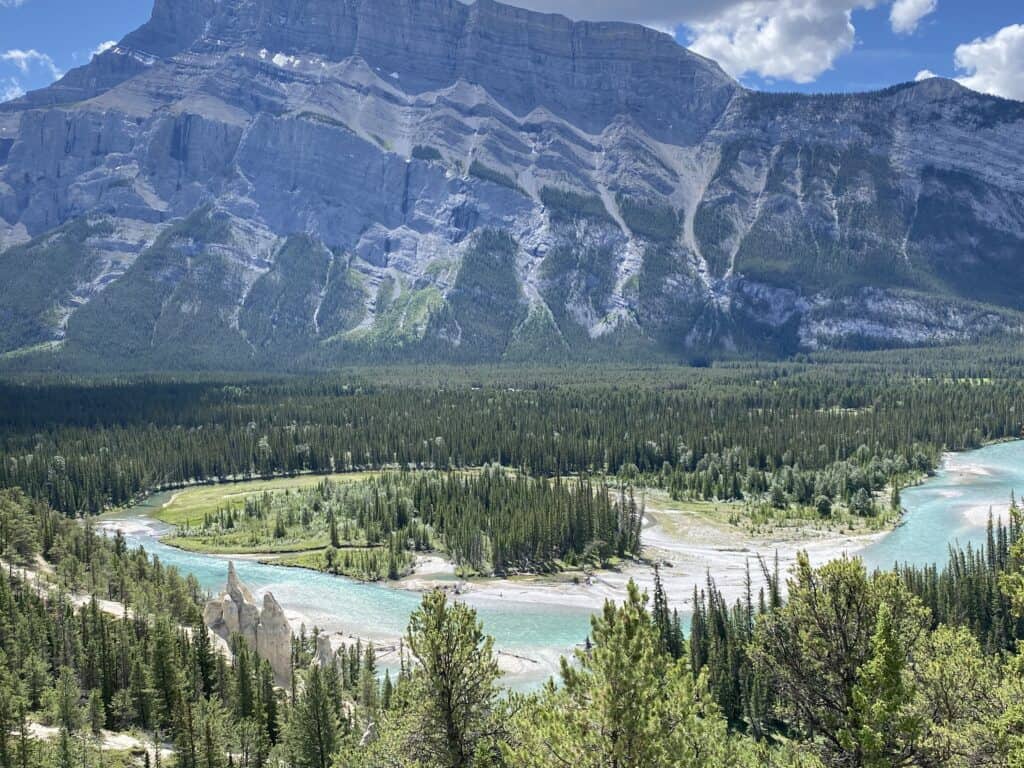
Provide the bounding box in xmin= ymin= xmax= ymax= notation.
xmin=0 ymin=0 xmax=1022 ymax=369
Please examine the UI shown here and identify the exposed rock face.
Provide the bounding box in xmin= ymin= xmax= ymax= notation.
xmin=256 ymin=593 xmax=293 ymax=687
xmin=204 ymin=562 xmax=293 ymax=686
xmin=314 ymin=633 xmax=336 ymax=669
xmin=0 ymin=0 xmax=1022 ymax=368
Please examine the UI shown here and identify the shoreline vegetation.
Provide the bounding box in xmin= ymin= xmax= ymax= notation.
xmin=132 ymin=467 xmax=903 ymax=573
xmin=3 ymin=352 xmax=1024 ymax=766
xmin=4 ymin=474 xmax=1023 ymax=767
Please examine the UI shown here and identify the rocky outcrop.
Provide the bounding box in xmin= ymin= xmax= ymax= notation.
xmin=204 ymin=562 xmax=293 ymax=686
xmin=0 ymin=0 xmax=1022 ymax=368
xmin=314 ymin=633 xmax=337 ymax=669
xmin=255 ymin=593 xmax=293 ymax=687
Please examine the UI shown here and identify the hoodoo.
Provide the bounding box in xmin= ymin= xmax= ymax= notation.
xmin=204 ymin=562 xmax=293 ymax=686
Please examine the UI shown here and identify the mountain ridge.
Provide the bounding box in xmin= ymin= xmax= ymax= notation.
xmin=1 ymin=0 xmax=1022 ymax=370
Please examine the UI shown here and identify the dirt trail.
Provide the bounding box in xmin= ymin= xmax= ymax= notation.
xmin=28 ymin=723 xmax=173 ymax=761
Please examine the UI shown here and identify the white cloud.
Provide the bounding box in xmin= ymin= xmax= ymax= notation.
xmin=889 ymin=0 xmax=936 ymax=35
xmin=0 ymin=49 xmax=61 ymax=80
xmin=1 ymin=77 xmax=24 ymax=102
xmin=0 ymin=49 xmax=62 ymax=102
xmin=92 ymin=41 xmax=118 ymax=58
xmin=685 ymin=0 xmax=881 ymax=84
xmin=473 ymin=0 xmax=930 ymax=84
xmin=0 ymin=0 xmax=30 ymax=7
xmin=954 ymin=24 xmax=1024 ymax=101
xmin=914 ymin=68 xmax=938 ymax=81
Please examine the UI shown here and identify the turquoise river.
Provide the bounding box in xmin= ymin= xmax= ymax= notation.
xmin=109 ymin=440 xmax=1024 ymax=685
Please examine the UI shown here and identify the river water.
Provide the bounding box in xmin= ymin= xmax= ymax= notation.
xmin=861 ymin=440 xmax=1023 ymax=570
xmin=110 ymin=494 xmax=595 ymax=686
xmin=109 ymin=440 xmax=1023 ymax=684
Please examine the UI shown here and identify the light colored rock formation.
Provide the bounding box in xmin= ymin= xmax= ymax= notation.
xmin=256 ymin=593 xmax=293 ymax=687
xmin=360 ymin=722 xmax=377 ymax=748
xmin=314 ymin=633 xmax=336 ymax=669
xmin=204 ymin=562 xmax=293 ymax=686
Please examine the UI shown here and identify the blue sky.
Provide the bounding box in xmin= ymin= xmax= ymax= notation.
xmin=1 ymin=0 xmax=1022 ymax=102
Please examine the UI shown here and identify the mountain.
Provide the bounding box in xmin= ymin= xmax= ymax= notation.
xmin=1 ymin=0 xmax=1023 ymax=370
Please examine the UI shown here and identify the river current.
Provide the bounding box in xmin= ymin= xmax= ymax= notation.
xmin=109 ymin=440 xmax=1024 ymax=684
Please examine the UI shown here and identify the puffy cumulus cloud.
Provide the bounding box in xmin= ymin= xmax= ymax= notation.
xmin=92 ymin=41 xmax=118 ymax=58
xmin=685 ymin=0 xmax=880 ymax=84
xmin=889 ymin=0 xmax=936 ymax=35
xmin=491 ymin=0 xmax=930 ymax=84
xmin=914 ymin=68 xmax=938 ymax=81
xmin=954 ymin=24 xmax=1024 ymax=101
xmin=0 ymin=49 xmax=62 ymax=103
xmin=0 ymin=49 xmax=61 ymax=80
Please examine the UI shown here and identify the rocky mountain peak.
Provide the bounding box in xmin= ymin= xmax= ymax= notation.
xmin=0 ymin=0 xmax=1021 ymax=370
xmin=142 ymin=0 xmax=740 ymax=140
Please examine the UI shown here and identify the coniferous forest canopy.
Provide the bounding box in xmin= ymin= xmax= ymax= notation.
xmin=2 ymin=345 xmax=1024 ymax=766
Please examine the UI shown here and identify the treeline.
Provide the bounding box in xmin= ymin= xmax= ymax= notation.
xmin=1 ymin=365 xmax=1021 ymax=516
xmin=408 ymin=470 xmax=641 ymax=573
xmin=690 ymin=501 xmax=1024 ymax=758
xmin=184 ymin=469 xmax=643 ymax=575
xmin=5 ymin=487 xmax=1024 ymax=766
xmin=0 ymin=489 xmax=201 ymax=622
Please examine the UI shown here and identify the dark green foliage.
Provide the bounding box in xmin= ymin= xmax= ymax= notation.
xmin=406 ymin=470 xmax=641 ymax=574
xmin=240 ymin=236 xmax=332 ymax=352
xmin=693 ymin=511 xmax=1024 ymax=748
xmin=436 ymin=230 xmax=527 ymax=360
xmin=0 ymin=490 xmax=284 ymax=765
xmin=910 ymin=167 xmax=1024 ymax=310
xmin=1 ymin=358 xmax=1023 ymax=517
xmin=502 ymin=306 xmax=569 ymax=362
xmin=412 ymin=145 xmax=443 ymax=162
xmin=616 ymin=194 xmax=682 ymax=242
xmin=636 ymin=243 xmax=711 ymax=352
xmin=538 ymin=242 xmax=618 ymax=323
xmin=178 ymin=468 xmax=637 ymax=576
xmin=732 ymin=145 xmax=914 ymax=293
xmin=63 ymin=209 xmax=254 ymax=370
xmin=0 ymin=218 xmax=112 ymax=351
xmin=404 ymin=591 xmax=500 ymax=767
xmin=900 ymin=512 xmax=1024 ymax=651
xmin=540 ymin=186 xmax=614 ymax=224
xmin=693 ymin=200 xmax=738 ymax=276
xmin=468 ymin=161 xmax=525 ymax=194
xmin=286 ymin=665 xmax=339 ymax=768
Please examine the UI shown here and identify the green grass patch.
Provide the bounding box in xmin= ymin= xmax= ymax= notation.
xmin=151 ymin=473 xmax=379 ymax=527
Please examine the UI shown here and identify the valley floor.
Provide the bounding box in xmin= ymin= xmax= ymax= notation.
xmin=125 ymin=475 xmax=894 ymax=617
xmin=405 ymin=490 xmax=890 ymax=615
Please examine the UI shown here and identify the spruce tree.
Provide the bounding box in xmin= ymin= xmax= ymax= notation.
xmin=286 ymin=665 xmax=339 ymax=768
xmin=404 ymin=590 xmax=501 ymax=768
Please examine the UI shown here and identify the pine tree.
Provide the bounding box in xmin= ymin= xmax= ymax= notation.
xmin=196 ymin=698 xmax=229 ymax=768
xmin=505 ymin=581 xmax=740 ymax=768
xmin=650 ymin=566 xmax=684 ymax=660
xmin=87 ymin=689 xmax=105 ymax=735
xmin=403 ymin=590 xmax=501 ymax=768
xmin=194 ymin=622 xmax=217 ymax=699
xmin=286 ymin=665 xmax=339 ymax=768
xmin=359 ymin=643 xmax=378 ymax=713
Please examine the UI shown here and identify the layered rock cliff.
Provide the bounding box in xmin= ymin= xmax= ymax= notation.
xmin=0 ymin=0 xmax=1022 ymax=368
